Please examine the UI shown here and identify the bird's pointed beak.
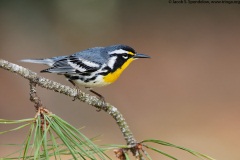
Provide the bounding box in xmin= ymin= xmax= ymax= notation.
xmin=133 ymin=53 xmax=151 ymax=59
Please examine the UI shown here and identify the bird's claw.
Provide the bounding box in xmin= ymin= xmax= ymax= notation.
xmin=96 ymin=98 xmax=106 ymax=112
xmin=72 ymin=88 xmax=81 ymax=101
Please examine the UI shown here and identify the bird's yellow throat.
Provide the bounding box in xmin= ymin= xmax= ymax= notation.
xmin=103 ymin=58 xmax=134 ymax=83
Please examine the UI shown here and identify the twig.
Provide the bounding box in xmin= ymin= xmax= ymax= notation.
xmin=0 ymin=59 xmax=140 ymax=157
xmin=29 ymin=81 xmax=43 ymax=111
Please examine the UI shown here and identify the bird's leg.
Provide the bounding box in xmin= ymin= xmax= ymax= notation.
xmin=68 ymin=80 xmax=81 ymax=101
xmin=68 ymin=79 xmax=105 ymax=111
xmin=88 ymin=89 xmax=105 ymax=102
xmin=85 ymin=87 xmax=106 ymax=111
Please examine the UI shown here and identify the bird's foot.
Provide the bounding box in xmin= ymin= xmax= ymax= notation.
xmin=86 ymin=87 xmax=106 ymax=111
xmin=73 ymin=88 xmax=81 ymax=101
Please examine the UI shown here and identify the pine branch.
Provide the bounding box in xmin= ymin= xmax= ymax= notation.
xmin=0 ymin=59 xmax=139 ymax=158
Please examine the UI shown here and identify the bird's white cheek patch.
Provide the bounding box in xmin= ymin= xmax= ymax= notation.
xmin=107 ymin=56 xmax=117 ymax=69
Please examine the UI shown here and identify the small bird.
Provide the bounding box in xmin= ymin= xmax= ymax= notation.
xmin=21 ymin=44 xmax=150 ymax=101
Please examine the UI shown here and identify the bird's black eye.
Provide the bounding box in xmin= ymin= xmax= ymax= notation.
xmin=122 ymin=54 xmax=128 ymax=59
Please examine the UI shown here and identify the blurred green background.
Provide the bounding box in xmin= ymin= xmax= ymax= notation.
xmin=1 ymin=0 xmax=240 ymax=159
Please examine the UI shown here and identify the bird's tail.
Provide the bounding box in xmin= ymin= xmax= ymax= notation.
xmin=21 ymin=56 xmax=66 ymax=67
xmin=21 ymin=58 xmax=55 ymax=66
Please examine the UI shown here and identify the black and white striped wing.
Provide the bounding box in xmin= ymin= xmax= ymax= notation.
xmin=41 ymin=55 xmax=101 ymax=74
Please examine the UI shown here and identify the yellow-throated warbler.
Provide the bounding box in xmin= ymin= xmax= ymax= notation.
xmin=21 ymin=44 xmax=150 ymax=100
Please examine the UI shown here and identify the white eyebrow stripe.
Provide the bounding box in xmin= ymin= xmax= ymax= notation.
xmin=109 ymin=49 xmax=129 ymax=55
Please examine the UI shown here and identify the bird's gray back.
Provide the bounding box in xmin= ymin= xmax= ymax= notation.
xmin=73 ymin=47 xmax=109 ymax=65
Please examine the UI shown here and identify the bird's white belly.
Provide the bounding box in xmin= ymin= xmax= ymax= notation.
xmin=72 ymin=75 xmax=111 ymax=87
